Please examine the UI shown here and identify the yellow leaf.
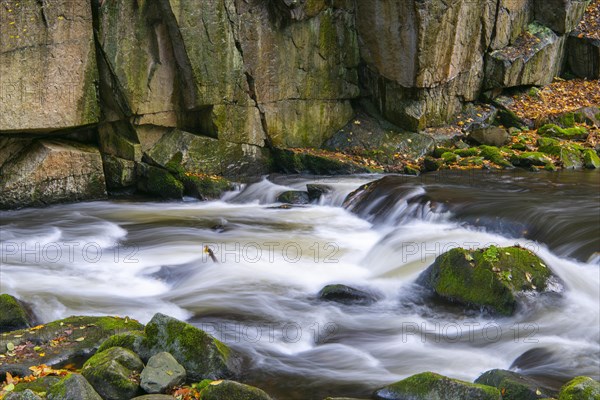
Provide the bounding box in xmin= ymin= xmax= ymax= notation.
xmin=4 ymin=383 xmax=14 ymax=392
xmin=39 ymin=352 xmax=45 ymax=357
xmin=210 ymin=380 xmax=223 ymax=386
xmin=75 ymin=337 xmax=85 ymax=342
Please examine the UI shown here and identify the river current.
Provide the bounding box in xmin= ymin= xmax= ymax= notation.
xmin=1 ymin=170 xmax=598 ymax=398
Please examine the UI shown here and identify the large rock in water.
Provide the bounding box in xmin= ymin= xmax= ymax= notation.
xmin=0 ymin=0 xmax=99 ymax=131
xmin=558 ymin=376 xmax=600 ymax=400
xmin=475 ymin=369 xmax=557 ymax=399
xmin=373 ymin=372 xmax=502 ymax=400
xmin=0 ymin=139 xmax=106 ymax=209
xmin=419 ymin=246 xmax=558 ymax=316
xmin=81 ymin=347 xmax=144 ymax=400
xmin=135 ymin=313 xmax=240 ymax=382
xmin=318 ymin=284 xmax=380 ymax=306
xmin=199 ymin=380 xmax=273 ymax=400
xmin=0 ymin=294 xmax=34 ymax=333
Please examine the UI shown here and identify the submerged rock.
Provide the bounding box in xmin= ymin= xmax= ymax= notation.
xmin=373 ymin=372 xmax=501 ymax=400
xmin=140 ymin=352 xmax=186 ymax=394
xmin=318 ymin=284 xmax=379 ymax=306
xmin=81 ymin=347 xmax=144 ymax=400
xmin=199 ymin=380 xmax=272 ymax=400
xmin=47 ymin=373 xmax=102 ymax=400
xmin=277 ymin=191 xmax=310 ymax=205
xmin=135 ymin=313 xmax=240 ymax=382
xmin=475 ymin=369 xmax=556 ymax=399
xmin=0 ymin=294 xmax=35 ymax=333
xmin=306 ymin=184 xmax=333 ymax=202
xmin=419 ymin=246 xmax=558 ymax=316
xmin=558 ymin=376 xmax=600 ymax=400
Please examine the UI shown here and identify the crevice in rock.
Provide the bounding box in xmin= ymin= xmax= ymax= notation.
xmin=225 ymin=0 xmax=273 ymax=148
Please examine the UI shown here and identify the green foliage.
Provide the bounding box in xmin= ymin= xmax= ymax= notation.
xmin=538 ymin=124 xmax=588 ymax=140
xmin=482 ymin=245 xmax=500 ymax=264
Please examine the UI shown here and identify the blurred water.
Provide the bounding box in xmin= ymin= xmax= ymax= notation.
xmin=1 ymin=171 xmax=598 ymax=399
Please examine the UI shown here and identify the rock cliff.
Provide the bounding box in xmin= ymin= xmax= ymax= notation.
xmin=0 ymin=0 xmax=594 ymax=208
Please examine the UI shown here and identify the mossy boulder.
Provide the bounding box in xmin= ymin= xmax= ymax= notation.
xmin=97 ymin=332 xmax=145 ymax=354
xmin=81 ymin=347 xmax=144 ymax=400
xmin=538 ymin=124 xmax=589 ymax=141
xmin=165 ymin=153 xmax=233 ymax=200
xmin=136 ymin=313 xmax=240 ymax=382
xmin=0 ymin=316 xmax=143 ymax=380
xmin=419 ymin=246 xmax=557 ymax=316
xmin=475 ymin=369 xmax=556 ymax=399
xmin=480 ymin=146 xmax=513 ymax=168
xmin=47 ymin=373 xmax=102 ymax=400
xmin=537 ymin=137 xmax=561 ymax=155
xmin=454 ymin=148 xmax=480 ymax=157
xmin=277 ymin=191 xmax=310 ymax=205
xmin=140 ymin=352 xmax=186 ymax=394
xmin=423 ymin=156 xmax=443 ymax=171
xmin=441 ymin=152 xmax=460 ymax=164
xmin=510 ymin=152 xmax=553 ymax=167
xmin=199 ymin=380 xmax=272 ymax=400
xmin=558 ymin=376 xmax=600 ymax=400
xmin=13 ymin=376 xmax=61 ymax=394
xmin=145 ymin=166 xmax=184 ymax=200
xmin=0 ymin=294 xmax=34 ymax=333
xmin=583 ymin=149 xmax=600 ymax=169
xmin=318 ymin=284 xmax=379 ymax=306
xmin=558 ymin=145 xmax=583 ymax=169
xmin=433 ymin=147 xmax=453 ymax=158
xmin=4 ymin=389 xmax=43 ymax=400
xmin=373 ymin=372 xmax=501 ymax=400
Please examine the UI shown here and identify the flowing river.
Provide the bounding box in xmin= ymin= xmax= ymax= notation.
xmin=1 ymin=170 xmax=598 ymax=399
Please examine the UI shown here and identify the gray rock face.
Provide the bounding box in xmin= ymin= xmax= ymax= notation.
xmin=140 ymin=352 xmax=186 ymax=394
xmin=0 ymin=0 xmax=99 ymax=131
xmin=567 ymin=35 xmax=600 ymax=78
xmin=356 ymin=0 xmax=496 ymax=130
xmin=534 ymin=0 xmax=588 ymax=34
xmin=4 ymin=390 xmax=43 ymax=400
xmin=0 ymin=139 xmax=106 ymax=209
xmin=485 ymin=23 xmax=567 ymax=89
xmin=47 ymin=374 xmax=103 ymax=400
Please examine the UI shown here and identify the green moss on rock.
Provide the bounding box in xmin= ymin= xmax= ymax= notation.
xmin=0 ymin=294 xmax=32 ymax=332
xmin=511 ymin=152 xmax=553 ymax=167
xmin=454 ymin=148 xmax=480 ymax=157
xmin=137 ymin=313 xmax=239 ymax=382
xmin=146 ymin=167 xmax=184 ymax=199
xmin=441 ymin=151 xmax=459 ymax=163
xmin=475 ymin=369 xmax=556 ymax=400
xmin=373 ymin=372 xmax=501 ymax=400
xmin=97 ymin=332 xmax=145 ymax=354
xmin=420 ymin=246 xmax=555 ymax=316
xmin=199 ymin=380 xmax=272 ymax=400
xmin=480 ymin=146 xmax=513 ymax=168
xmin=82 ymin=347 xmax=143 ymax=400
xmin=558 ymin=376 xmax=600 ymax=400
xmin=14 ymin=376 xmax=61 ymax=394
xmin=47 ymin=373 xmax=102 ymax=400
xmin=538 ymin=124 xmax=588 ymax=140
xmin=583 ymin=149 xmax=600 ymax=169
